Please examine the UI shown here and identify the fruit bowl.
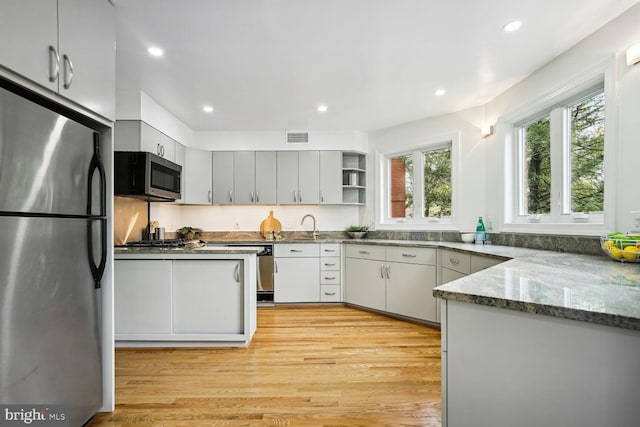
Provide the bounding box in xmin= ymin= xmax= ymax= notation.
xmin=601 ymin=235 xmax=640 ymax=262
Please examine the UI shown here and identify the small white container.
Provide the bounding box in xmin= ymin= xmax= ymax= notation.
xmin=348 ymin=172 xmax=358 ymax=186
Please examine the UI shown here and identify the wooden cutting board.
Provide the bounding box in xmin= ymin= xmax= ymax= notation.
xmin=260 ymin=210 xmax=282 ymax=238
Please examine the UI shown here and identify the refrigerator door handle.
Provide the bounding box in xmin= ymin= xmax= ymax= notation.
xmin=87 ymin=133 xmax=107 ymax=289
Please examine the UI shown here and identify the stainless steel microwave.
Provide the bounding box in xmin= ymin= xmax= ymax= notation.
xmin=114 ymin=151 xmax=182 ymax=201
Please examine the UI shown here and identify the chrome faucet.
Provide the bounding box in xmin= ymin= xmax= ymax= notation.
xmin=301 ymin=214 xmax=319 ymax=240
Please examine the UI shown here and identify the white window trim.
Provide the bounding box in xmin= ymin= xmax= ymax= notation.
xmin=375 ymin=132 xmax=460 ymax=230
xmin=500 ymin=60 xmax=617 ymax=236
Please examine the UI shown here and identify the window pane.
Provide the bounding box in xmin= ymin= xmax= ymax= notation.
xmin=389 ymin=154 xmax=413 ymax=218
xmin=423 ymin=147 xmax=451 ymax=217
xmin=569 ymin=92 xmax=605 ymax=213
xmin=523 ymin=116 xmax=551 ymax=214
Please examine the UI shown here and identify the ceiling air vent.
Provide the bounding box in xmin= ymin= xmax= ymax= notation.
xmin=286 ymin=131 xmax=309 ymax=144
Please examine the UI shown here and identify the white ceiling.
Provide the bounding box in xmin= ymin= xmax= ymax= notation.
xmin=114 ymin=0 xmax=639 ymax=132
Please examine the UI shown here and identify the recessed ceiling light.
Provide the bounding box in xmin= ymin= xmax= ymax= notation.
xmin=147 ymin=46 xmax=164 ymax=57
xmin=203 ymin=105 xmax=214 ymax=113
xmin=502 ymin=21 xmax=522 ymax=32
xmin=434 ymin=89 xmax=446 ymax=97
xmin=317 ymin=104 xmax=328 ymax=113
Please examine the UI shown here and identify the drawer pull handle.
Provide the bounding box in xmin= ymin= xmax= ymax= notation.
xmin=290 ymin=249 xmax=303 ymax=253
xmin=324 ymin=263 xmax=336 ymax=266
xmin=324 ymin=292 xmax=336 ymax=296
xmin=359 ymin=250 xmax=371 ymax=255
xmin=324 ymin=276 xmax=336 ymax=280
xmin=402 ymin=253 xmax=417 ymax=258
xmin=449 ymin=258 xmax=460 ymax=265
xmin=324 ymin=249 xmax=336 ymax=252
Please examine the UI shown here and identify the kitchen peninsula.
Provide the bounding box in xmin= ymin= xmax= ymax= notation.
xmin=431 ymin=243 xmax=640 ymax=427
xmin=114 ymin=246 xmax=259 ymax=347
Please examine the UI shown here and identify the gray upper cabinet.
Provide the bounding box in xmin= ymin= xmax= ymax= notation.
xmin=114 ymin=121 xmax=176 ymax=162
xmin=276 ymin=152 xmax=299 ymax=204
xmin=0 ymin=0 xmax=116 ymax=120
xmin=233 ymin=151 xmax=256 ymax=204
xmin=174 ymin=143 xmax=185 ymax=204
xmin=0 ymin=0 xmax=58 ymax=92
xmin=319 ymin=151 xmax=343 ymax=204
xmin=212 ymin=151 xmax=234 ymax=204
xmin=277 ymin=151 xmax=320 ymax=204
xmin=255 ymin=151 xmax=277 ymax=204
xmin=184 ymin=148 xmax=213 ymax=205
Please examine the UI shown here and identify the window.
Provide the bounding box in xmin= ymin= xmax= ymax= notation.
xmin=385 ymin=143 xmax=452 ymax=224
xmin=513 ymin=86 xmax=605 ymax=224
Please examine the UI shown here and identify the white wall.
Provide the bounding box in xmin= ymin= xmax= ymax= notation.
xmin=367 ymin=3 xmax=640 ymax=235
xmin=193 ymin=129 xmax=366 ymax=151
xmin=485 ymin=3 xmax=640 ymax=234
xmin=368 ymin=106 xmax=486 ymax=232
xmin=150 ymin=203 xmax=361 ymax=234
xmin=116 ymin=89 xmax=195 ymax=146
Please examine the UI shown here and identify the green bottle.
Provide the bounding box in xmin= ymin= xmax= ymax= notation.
xmin=475 ymin=217 xmax=486 ymax=245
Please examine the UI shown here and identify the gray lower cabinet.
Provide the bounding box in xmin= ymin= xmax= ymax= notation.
xmin=172 ymin=260 xmax=243 ymax=334
xmin=274 ymin=244 xmax=320 ymax=302
xmin=114 ymin=260 xmax=172 ymax=334
xmin=114 ymin=257 xmax=250 ymax=343
xmin=345 ymin=244 xmax=438 ymax=323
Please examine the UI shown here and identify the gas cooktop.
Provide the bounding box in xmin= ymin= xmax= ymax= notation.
xmin=116 ymin=238 xmax=188 ymax=248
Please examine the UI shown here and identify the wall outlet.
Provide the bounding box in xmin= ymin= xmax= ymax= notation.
xmin=632 ymin=211 xmax=640 ymax=230
xmin=233 ymin=221 xmax=240 ymax=229
xmin=285 ymin=222 xmax=294 ymax=229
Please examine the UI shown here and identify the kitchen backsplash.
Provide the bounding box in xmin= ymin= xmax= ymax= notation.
xmin=114 ymin=196 xmax=149 ymax=244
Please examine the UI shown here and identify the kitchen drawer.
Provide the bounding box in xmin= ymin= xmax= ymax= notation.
xmin=345 ymin=244 xmax=385 ymax=260
xmin=386 ymin=246 xmax=436 ymax=265
xmin=470 ymin=254 xmax=504 ymax=273
xmin=320 ymin=243 xmax=341 ymax=257
xmin=320 ymin=256 xmax=340 ymax=271
xmin=320 ymin=270 xmax=341 ymax=285
xmin=320 ymin=284 xmax=341 ymax=302
xmin=441 ymin=266 xmax=467 ymax=284
xmin=274 ymin=243 xmax=320 ymax=257
xmin=440 ymin=249 xmax=471 ymax=274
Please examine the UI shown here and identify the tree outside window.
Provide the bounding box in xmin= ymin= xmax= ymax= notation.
xmin=387 ymin=144 xmax=452 ymax=221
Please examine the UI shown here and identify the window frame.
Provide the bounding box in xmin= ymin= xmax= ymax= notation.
xmin=502 ymin=67 xmax=615 ymax=235
xmin=377 ymin=133 xmax=459 ymax=229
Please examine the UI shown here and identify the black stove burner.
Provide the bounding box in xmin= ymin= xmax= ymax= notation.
xmin=118 ymin=238 xmax=189 ymax=248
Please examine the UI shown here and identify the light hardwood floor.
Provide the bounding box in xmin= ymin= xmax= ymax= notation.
xmin=89 ymin=305 xmax=442 ymax=426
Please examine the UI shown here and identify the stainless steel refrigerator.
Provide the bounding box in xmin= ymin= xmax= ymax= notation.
xmin=0 ymin=82 xmax=107 ymax=425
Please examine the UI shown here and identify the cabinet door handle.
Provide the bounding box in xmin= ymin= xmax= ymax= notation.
xmin=62 ymin=54 xmax=74 ymax=89
xmin=274 ymin=261 xmax=278 ymax=274
xmin=233 ymin=263 xmax=240 ymax=283
xmin=385 ymin=264 xmax=390 ymax=279
xmin=48 ymin=45 xmax=60 ymax=82
xmin=256 ymin=191 xmax=259 ymax=203
xmin=320 ymin=191 xmax=324 ymax=203
xmin=250 ymin=191 xmax=254 ymax=203
xmin=161 ymin=144 xmax=165 ymax=157
xmin=379 ymin=263 xmax=384 ymax=279
xmin=359 ymin=250 xmax=371 ymax=255
xmin=324 ymin=292 xmax=336 ymax=296
xmin=402 ymin=253 xmax=417 ymax=258
xmin=299 ymin=190 xmax=303 ymax=202
xmin=229 ymin=191 xmax=233 ymax=203
xmin=157 ymin=143 xmax=162 ymax=156
xmin=449 ymin=258 xmax=460 ymax=265
xmin=208 ymin=190 xmax=212 ymax=203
